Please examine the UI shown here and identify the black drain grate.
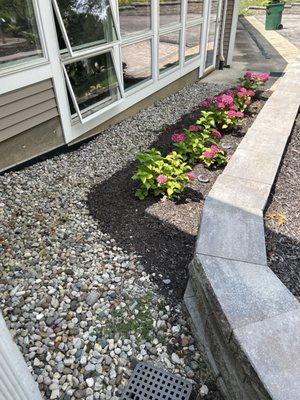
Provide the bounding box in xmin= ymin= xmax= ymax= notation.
xmin=121 ymin=362 xmax=193 ymax=400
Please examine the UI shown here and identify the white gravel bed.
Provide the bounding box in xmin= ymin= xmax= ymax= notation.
xmin=0 ymin=81 xmax=227 ymax=400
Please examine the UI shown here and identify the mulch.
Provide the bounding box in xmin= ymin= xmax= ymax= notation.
xmin=88 ymin=91 xmax=270 ymax=304
xmin=265 ymin=113 xmax=300 ymax=300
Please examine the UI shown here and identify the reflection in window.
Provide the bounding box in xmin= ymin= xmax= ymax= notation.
xmin=210 ymin=0 xmax=220 ymax=20
xmin=65 ymin=52 xmax=120 ymax=119
xmin=55 ymin=0 xmax=117 ymax=52
xmin=0 ymin=0 xmax=42 ymax=68
xmin=185 ymin=25 xmax=201 ymax=61
xmin=187 ymin=0 xmax=204 ymax=20
xmin=205 ymin=21 xmax=216 ymax=69
xmin=118 ymin=0 xmax=151 ymax=37
xmin=122 ymin=40 xmax=152 ymax=91
xmin=159 ymin=0 xmax=181 ymax=27
xmin=159 ymin=31 xmax=180 ymax=74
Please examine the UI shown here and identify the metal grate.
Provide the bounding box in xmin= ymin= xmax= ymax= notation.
xmin=121 ymin=362 xmax=193 ymax=400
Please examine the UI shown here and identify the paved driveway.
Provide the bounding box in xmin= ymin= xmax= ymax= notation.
xmin=255 ymin=14 xmax=300 ymax=49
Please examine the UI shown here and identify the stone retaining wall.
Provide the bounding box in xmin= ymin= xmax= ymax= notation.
xmin=185 ymin=58 xmax=300 ymax=400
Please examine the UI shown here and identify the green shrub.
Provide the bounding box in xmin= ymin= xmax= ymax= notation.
xmin=132 ymin=149 xmax=192 ymax=200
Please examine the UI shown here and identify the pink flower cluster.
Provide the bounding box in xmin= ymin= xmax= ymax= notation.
xmin=212 ymin=93 xmax=235 ymax=110
xmin=199 ymin=98 xmax=213 ymax=108
xmin=156 ymin=174 xmax=168 ymax=184
xmin=171 ymin=133 xmax=186 ymax=143
xmin=227 ymin=110 xmax=244 ymax=119
xmin=236 ymin=86 xmax=255 ymax=98
xmin=189 ymin=124 xmax=200 ymax=132
xmin=186 ymin=172 xmax=195 ymax=181
xmin=244 ymin=71 xmax=269 ymax=82
xmin=212 ymin=130 xmax=222 ymax=138
xmin=203 ymin=144 xmax=219 ymax=159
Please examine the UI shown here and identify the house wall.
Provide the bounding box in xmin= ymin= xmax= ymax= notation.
xmin=0 ymin=0 xmax=240 ymax=172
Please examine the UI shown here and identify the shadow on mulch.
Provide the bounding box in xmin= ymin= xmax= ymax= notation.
xmin=87 ymin=92 xmax=270 ymax=305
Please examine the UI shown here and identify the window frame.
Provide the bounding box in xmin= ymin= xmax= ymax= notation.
xmin=0 ymin=0 xmax=48 ymax=76
xmin=62 ymin=47 xmax=124 ymax=123
xmin=52 ymin=0 xmax=121 ymax=58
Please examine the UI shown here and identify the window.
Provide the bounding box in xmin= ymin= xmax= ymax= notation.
xmin=53 ymin=0 xmax=123 ymax=121
xmin=122 ymin=40 xmax=152 ymax=91
xmin=64 ymin=51 xmax=121 ymax=121
xmin=0 ymin=0 xmax=43 ymax=69
xmin=205 ymin=20 xmax=216 ymax=68
xmin=185 ymin=25 xmax=201 ymax=61
xmin=53 ymin=0 xmax=119 ymax=54
xmin=187 ymin=0 xmax=204 ymax=20
xmin=159 ymin=0 xmax=181 ymax=27
xmin=159 ymin=31 xmax=180 ymax=74
xmin=118 ymin=0 xmax=151 ymax=37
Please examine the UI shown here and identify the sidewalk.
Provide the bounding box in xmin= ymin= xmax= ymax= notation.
xmin=202 ymin=14 xmax=299 ymax=88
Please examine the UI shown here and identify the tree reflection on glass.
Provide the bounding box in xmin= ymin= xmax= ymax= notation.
xmin=65 ymin=52 xmax=120 ymax=118
xmin=56 ymin=0 xmax=117 ymax=51
xmin=0 ymin=0 xmax=42 ymax=67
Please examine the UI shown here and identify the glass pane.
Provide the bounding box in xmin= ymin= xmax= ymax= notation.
xmin=159 ymin=0 xmax=181 ymax=27
xmin=55 ymin=0 xmax=117 ymax=52
xmin=159 ymin=31 xmax=180 ymax=74
xmin=187 ymin=0 xmax=204 ymax=20
xmin=210 ymin=0 xmax=219 ymax=20
xmin=0 ymin=0 xmax=43 ymax=68
xmin=205 ymin=20 xmax=216 ymax=69
xmin=65 ymin=52 xmax=120 ymax=118
xmin=122 ymin=40 xmax=152 ymax=91
xmin=185 ymin=25 xmax=201 ymax=61
xmin=118 ymin=0 xmax=151 ymax=37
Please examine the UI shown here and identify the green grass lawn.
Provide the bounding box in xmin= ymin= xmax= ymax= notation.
xmin=239 ymin=0 xmax=300 ymax=15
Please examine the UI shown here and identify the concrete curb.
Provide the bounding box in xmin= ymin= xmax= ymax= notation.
xmin=185 ymin=57 xmax=300 ymax=399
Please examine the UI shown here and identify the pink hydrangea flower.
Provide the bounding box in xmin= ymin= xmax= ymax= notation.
xmin=258 ymin=73 xmax=269 ymax=82
xmin=244 ymin=71 xmax=258 ymax=80
xmin=203 ymin=150 xmax=214 ymax=159
xmin=229 ymin=104 xmax=238 ymax=111
xmin=210 ymin=145 xmax=219 ymax=154
xmin=216 ymin=102 xmax=225 ymax=109
xmin=235 ymin=111 xmax=244 ymax=118
xmin=171 ymin=133 xmax=186 ymax=143
xmin=189 ymin=124 xmax=199 ymax=132
xmin=156 ymin=175 xmax=168 ymax=184
xmin=186 ymin=172 xmax=195 ymax=181
xmin=247 ymin=89 xmax=255 ymax=97
xmin=212 ymin=130 xmax=222 ymax=138
xmin=226 ymin=89 xmax=233 ymax=96
xmin=220 ymin=94 xmax=234 ymax=105
xmin=245 ymin=99 xmax=251 ymax=106
xmin=199 ymin=99 xmax=212 ymax=108
xmin=227 ymin=110 xmax=236 ymax=118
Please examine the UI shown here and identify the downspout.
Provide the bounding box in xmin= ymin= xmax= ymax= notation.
xmin=219 ymin=0 xmax=228 ymax=69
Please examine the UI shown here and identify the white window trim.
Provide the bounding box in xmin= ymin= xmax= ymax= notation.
xmin=52 ymin=0 xmax=121 ymax=57
xmin=63 ymin=48 xmax=124 ymax=123
xmin=0 ymin=0 xmax=48 ymax=78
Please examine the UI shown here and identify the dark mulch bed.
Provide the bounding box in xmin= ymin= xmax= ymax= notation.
xmin=88 ymin=91 xmax=269 ymax=304
xmin=265 ymin=113 xmax=300 ymax=300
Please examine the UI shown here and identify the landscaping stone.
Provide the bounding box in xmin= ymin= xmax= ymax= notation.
xmin=223 ymin=148 xmax=282 ymax=185
xmin=209 ymin=174 xmax=271 ymax=211
xmin=196 ymin=197 xmax=267 ymax=265
xmin=191 ymin=254 xmax=300 ymax=339
xmin=0 ymin=79 xmax=229 ymax=400
xmin=233 ymin=308 xmax=300 ymax=400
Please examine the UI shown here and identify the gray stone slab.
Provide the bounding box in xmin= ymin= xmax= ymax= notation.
xmin=238 ymin=133 xmax=289 ymax=157
xmin=233 ymin=309 xmax=300 ymax=400
xmin=257 ymin=91 xmax=299 ymax=122
xmin=209 ymin=174 xmax=271 ymax=211
xmin=194 ymin=254 xmax=299 ymax=339
xmin=223 ymin=148 xmax=281 ymax=185
xmin=196 ymin=196 xmax=267 ymax=265
xmin=275 ymin=80 xmax=300 ymax=96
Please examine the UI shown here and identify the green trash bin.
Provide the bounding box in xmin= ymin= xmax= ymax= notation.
xmin=265 ymin=1 xmax=285 ymax=30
